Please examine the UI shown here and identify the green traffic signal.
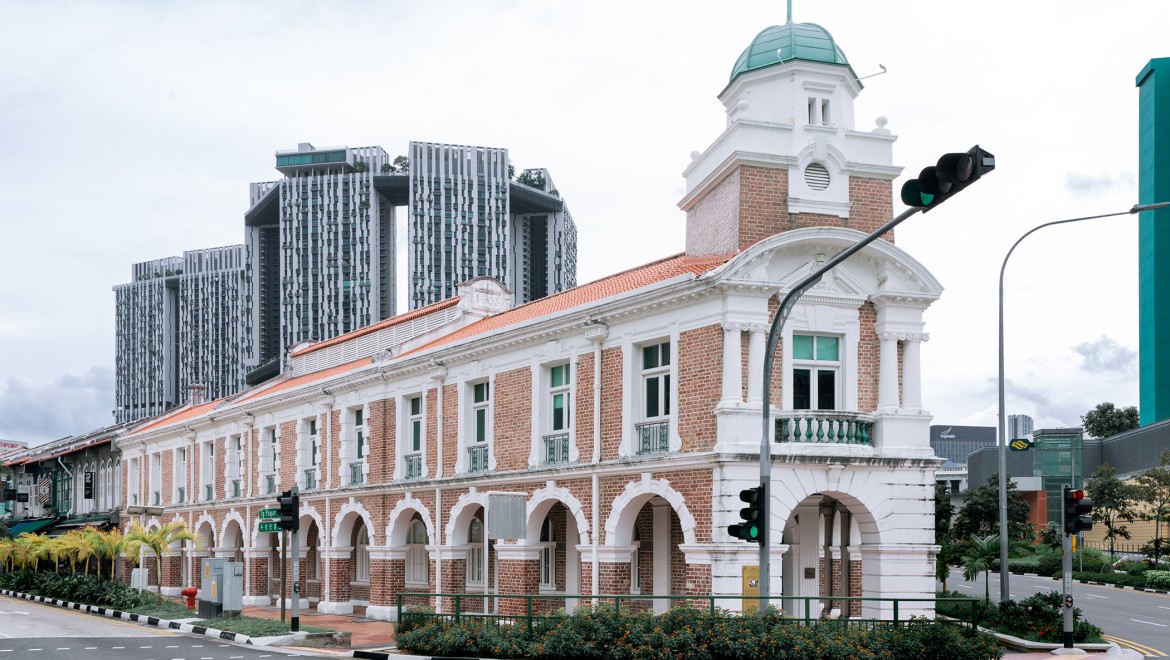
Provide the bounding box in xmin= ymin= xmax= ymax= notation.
xmin=727 ymin=485 xmax=766 ymax=544
xmin=900 ymin=145 xmax=994 ymax=211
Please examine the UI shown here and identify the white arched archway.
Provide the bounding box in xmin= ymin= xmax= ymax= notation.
xmin=526 ymin=485 xmax=591 ymax=547
xmin=386 ymin=497 xmax=434 ymax=547
xmin=330 ymin=500 xmax=376 ymax=548
xmin=603 ymin=478 xmax=697 ymax=547
xmin=445 ymin=491 xmax=489 ymax=546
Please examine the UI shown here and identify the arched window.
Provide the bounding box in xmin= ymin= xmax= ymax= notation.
xmin=354 ymin=525 xmax=370 ymax=582
xmin=467 ymin=517 xmax=484 ymax=588
xmin=405 ymin=519 xmax=428 ymax=587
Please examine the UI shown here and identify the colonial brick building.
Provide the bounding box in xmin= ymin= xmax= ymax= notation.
xmin=116 ymin=18 xmax=943 ymax=622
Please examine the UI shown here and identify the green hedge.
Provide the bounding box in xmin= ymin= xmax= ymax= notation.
xmin=935 ymin=591 xmax=1102 ymax=644
xmin=396 ymin=605 xmax=1004 ymax=660
xmin=0 ymin=569 xmax=160 ymax=610
xmin=1146 ymin=570 xmax=1170 ymax=589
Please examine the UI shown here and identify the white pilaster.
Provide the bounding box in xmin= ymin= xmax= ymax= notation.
xmin=900 ymin=334 xmax=927 ymax=412
xmin=746 ymin=325 xmax=765 ymax=406
xmin=877 ymin=332 xmax=900 ymax=412
xmin=721 ymin=323 xmax=744 ymax=406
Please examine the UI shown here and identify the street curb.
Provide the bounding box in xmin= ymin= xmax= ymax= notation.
xmin=1016 ymin=573 xmax=1170 ymax=595
xmin=0 ymin=588 xmax=254 ymax=645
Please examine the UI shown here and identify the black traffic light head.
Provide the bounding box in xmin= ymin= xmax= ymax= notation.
xmin=1062 ymin=487 xmax=1094 ymax=535
xmin=900 ymin=145 xmax=995 ymax=212
xmin=278 ymin=489 xmax=300 ymax=532
xmin=727 ymin=485 xmax=766 ymax=543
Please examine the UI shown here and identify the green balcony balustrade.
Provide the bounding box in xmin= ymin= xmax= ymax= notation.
xmin=775 ymin=411 xmax=873 ymax=445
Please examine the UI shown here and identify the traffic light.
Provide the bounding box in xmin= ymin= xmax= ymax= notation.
xmin=1062 ymin=486 xmax=1093 ymax=535
xmin=278 ymin=489 xmax=300 ymax=532
xmin=900 ymin=145 xmax=995 ymax=212
xmin=728 ymin=485 xmax=766 ymax=543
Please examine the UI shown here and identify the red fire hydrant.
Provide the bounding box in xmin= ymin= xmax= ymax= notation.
xmin=181 ymin=586 xmax=198 ymax=610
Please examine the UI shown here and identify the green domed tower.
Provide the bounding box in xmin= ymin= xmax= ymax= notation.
xmin=680 ymin=12 xmax=901 ymax=256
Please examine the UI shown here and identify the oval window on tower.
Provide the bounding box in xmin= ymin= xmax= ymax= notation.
xmin=804 ymin=163 xmax=830 ymax=191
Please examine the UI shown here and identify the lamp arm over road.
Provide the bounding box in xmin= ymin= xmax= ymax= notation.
xmin=996 ymin=200 xmax=1170 ymax=602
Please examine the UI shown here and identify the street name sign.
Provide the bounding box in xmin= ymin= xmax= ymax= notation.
xmin=259 ymin=521 xmax=281 ymax=533
xmin=258 ymin=508 xmax=280 ymax=519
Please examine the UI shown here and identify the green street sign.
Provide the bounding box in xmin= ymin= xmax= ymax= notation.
xmin=259 ymin=521 xmax=281 ymax=533
xmin=258 ymin=508 xmax=280 ymax=519
xmin=1009 ymin=438 xmax=1033 ymax=452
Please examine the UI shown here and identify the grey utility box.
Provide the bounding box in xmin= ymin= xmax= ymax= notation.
xmin=198 ymin=557 xmax=225 ymax=618
xmin=221 ymin=561 xmax=244 ymax=613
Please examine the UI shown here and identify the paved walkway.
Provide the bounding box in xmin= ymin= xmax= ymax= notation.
xmin=239 ymin=604 xmax=397 ymax=653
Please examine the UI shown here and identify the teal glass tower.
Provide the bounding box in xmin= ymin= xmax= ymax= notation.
xmin=1137 ymin=58 xmax=1170 ymax=425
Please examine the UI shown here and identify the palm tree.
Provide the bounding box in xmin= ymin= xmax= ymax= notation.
xmin=89 ymin=527 xmax=128 ymax=580
xmin=16 ymin=533 xmax=52 ymax=572
xmin=46 ymin=535 xmax=72 ymax=574
xmin=962 ymin=534 xmax=1032 ymax=602
xmin=70 ymin=527 xmax=99 ymax=575
xmin=125 ymin=520 xmax=196 ymax=589
xmin=0 ymin=539 xmax=13 ymax=571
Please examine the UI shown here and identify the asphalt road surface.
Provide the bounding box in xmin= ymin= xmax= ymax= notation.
xmin=945 ymin=568 xmax=1170 ymax=657
xmin=0 ymin=593 xmax=326 ymax=660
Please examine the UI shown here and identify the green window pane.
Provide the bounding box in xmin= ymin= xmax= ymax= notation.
xmin=552 ymin=392 xmax=566 ymax=430
xmin=817 ymin=370 xmax=836 ymax=410
xmin=663 ymin=373 xmax=671 ymax=415
xmin=357 ymin=431 xmax=365 ymax=459
xmin=643 ymin=345 xmax=659 ymax=370
xmin=476 ymin=408 xmax=486 ymax=442
xmin=412 ymin=420 xmax=421 ymax=451
xmin=551 ymin=364 xmax=567 ymax=388
xmin=660 ymin=341 xmax=671 ymax=366
xmin=793 ymin=368 xmax=811 ymax=409
xmin=355 ymin=409 xmax=363 ymax=426
xmin=646 ymin=377 xmax=660 ymax=417
xmin=475 ymin=382 xmax=489 ymax=403
xmin=793 ymin=335 xmax=814 ymax=360
xmin=816 ymin=336 xmax=839 ymax=361
xmin=411 ymin=396 xmax=421 ymax=416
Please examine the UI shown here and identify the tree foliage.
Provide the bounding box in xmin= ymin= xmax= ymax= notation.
xmin=1137 ymin=449 xmax=1170 ymax=566
xmin=1085 ymin=463 xmax=1140 ymax=566
xmin=954 ymin=472 xmax=1030 ymax=541
xmin=1081 ymin=402 xmax=1139 ymax=438
xmin=935 ymin=482 xmax=955 ymax=544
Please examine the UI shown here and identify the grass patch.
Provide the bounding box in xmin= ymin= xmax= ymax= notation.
xmin=197 ymin=615 xmax=332 ymax=637
xmin=127 ymin=598 xmax=198 ymax=619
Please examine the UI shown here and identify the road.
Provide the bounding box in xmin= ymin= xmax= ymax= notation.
xmin=0 ymin=593 xmax=325 ymax=660
xmin=944 ymin=568 xmax=1170 ymax=657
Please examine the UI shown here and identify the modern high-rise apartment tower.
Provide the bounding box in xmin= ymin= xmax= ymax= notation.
xmin=113 ymin=246 xmax=248 ymax=424
xmin=1007 ymin=414 xmax=1034 ymax=440
xmin=113 ymin=140 xmax=577 ymax=423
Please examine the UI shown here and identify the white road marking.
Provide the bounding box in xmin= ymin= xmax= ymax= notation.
xmin=1130 ymin=618 xmax=1168 ymax=627
xmin=1158 ymin=605 xmax=1170 ymax=610
xmin=0 ymin=611 xmax=28 ymax=615
xmin=1084 ymin=593 xmax=1109 ymax=599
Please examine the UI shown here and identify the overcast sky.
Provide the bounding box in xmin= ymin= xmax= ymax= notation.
xmin=2 ymin=0 xmax=1167 ymax=446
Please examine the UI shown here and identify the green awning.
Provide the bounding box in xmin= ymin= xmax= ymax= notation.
xmin=49 ymin=514 xmax=111 ymax=534
xmin=7 ymin=518 xmax=57 ymax=535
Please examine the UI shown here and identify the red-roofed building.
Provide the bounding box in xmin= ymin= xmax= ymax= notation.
xmin=116 ymin=18 xmax=945 ymax=623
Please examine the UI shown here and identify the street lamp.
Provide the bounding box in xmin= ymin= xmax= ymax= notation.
xmin=996 ymin=201 xmax=1170 ymax=602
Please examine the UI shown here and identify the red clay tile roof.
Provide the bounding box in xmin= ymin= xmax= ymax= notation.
xmin=403 ymin=252 xmax=732 ymax=356
xmin=292 ymin=297 xmax=461 ymax=357
xmin=131 ymin=400 xmax=224 ymax=435
xmin=233 ymin=357 xmax=373 ymax=403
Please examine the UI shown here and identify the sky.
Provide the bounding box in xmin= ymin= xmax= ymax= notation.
xmin=1 ymin=0 xmax=1167 ymax=446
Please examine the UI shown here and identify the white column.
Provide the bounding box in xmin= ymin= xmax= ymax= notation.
xmin=877 ymin=332 xmax=900 ymax=412
xmin=746 ymin=325 xmax=766 ymax=406
xmin=652 ymin=503 xmax=670 ymax=613
xmin=901 ymin=334 xmax=928 ymax=412
xmin=720 ymin=323 xmax=744 ymax=406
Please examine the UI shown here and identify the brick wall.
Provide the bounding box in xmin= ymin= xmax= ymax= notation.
xmin=857 ymin=302 xmax=879 ymax=412
xmin=599 ymin=347 xmax=623 ymax=461
xmin=368 ymin=397 xmax=394 ymax=483
xmin=441 ymin=384 xmax=457 ymax=476
xmin=576 ymin=351 xmax=595 ymax=459
xmin=685 ymin=168 xmax=743 ymax=255
xmin=678 ymin=325 xmax=720 ymax=452
xmin=493 ymin=367 xmax=532 ymax=471
xmin=847 ymin=177 xmax=894 ymax=242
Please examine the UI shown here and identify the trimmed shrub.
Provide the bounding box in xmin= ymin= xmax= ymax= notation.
xmin=1146 ymin=570 xmax=1170 ymax=589
xmin=396 ymin=604 xmax=1004 ymax=660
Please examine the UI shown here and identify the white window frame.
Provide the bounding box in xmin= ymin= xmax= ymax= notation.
xmin=629 ymin=339 xmax=674 ymax=457
xmin=791 ymin=333 xmax=841 ymax=411
xmin=259 ymin=426 xmax=278 ymax=493
xmin=461 ymin=379 xmax=492 ymax=473
xmin=173 ymin=447 xmax=187 ymax=504
xmin=200 ymin=441 xmax=215 ymax=502
xmin=538 ymin=518 xmax=556 ymax=591
xmin=640 ymin=341 xmax=671 ymax=422
xmin=149 ymin=452 xmax=161 ymax=506
xmin=405 ymin=519 xmax=429 ymax=587
xmin=342 ymin=406 xmax=368 ymax=486
xmin=128 ymin=457 xmax=140 ymax=506
xmin=226 ymin=434 xmax=243 ymax=498
xmin=354 ymin=526 xmax=370 ymax=582
xmin=299 ymin=417 xmax=319 ymax=490
xmin=401 ymin=394 xmax=425 ymax=480
xmin=540 ymin=362 xmax=573 ymax=465
xmin=466 ymin=518 xmax=484 ymax=589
